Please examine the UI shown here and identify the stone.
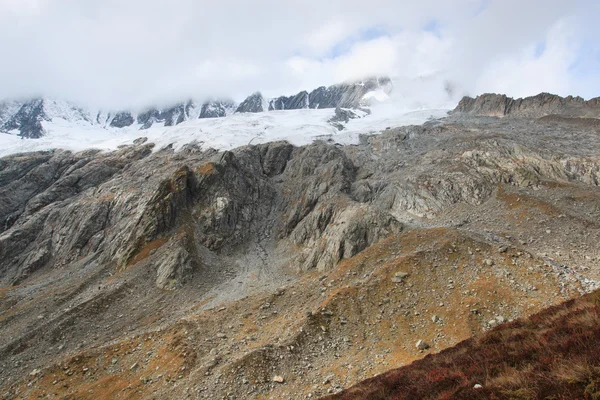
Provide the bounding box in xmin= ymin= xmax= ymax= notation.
xmin=273 ymin=375 xmax=285 ymax=383
xmin=474 ymin=384 xmax=483 ymax=389
xmin=392 ymin=271 xmax=410 ymax=283
xmin=416 ymin=340 xmax=430 ymax=350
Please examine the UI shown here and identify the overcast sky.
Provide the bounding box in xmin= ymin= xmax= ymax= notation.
xmin=0 ymin=0 xmax=598 ymax=109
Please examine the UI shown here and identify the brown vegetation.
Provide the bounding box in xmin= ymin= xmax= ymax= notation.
xmin=324 ymin=290 xmax=600 ymax=400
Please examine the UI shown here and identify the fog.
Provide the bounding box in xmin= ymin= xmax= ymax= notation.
xmin=0 ymin=0 xmax=597 ymax=109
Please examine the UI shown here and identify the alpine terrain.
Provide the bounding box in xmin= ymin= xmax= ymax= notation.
xmin=0 ymin=87 xmax=600 ymax=400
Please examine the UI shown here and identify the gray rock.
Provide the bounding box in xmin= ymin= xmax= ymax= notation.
xmin=200 ymin=100 xmax=235 ymax=118
xmin=235 ymin=92 xmax=265 ymax=113
xmin=416 ymin=340 xmax=430 ymax=350
xmin=269 ymin=91 xmax=309 ymax=111
xmin=454 ymin=92 xmax=600 ymax=118
xmin=110 ymin=112 xmax=134 ymax=128
xmin=1 ymin=99 xmax=47 ymax=138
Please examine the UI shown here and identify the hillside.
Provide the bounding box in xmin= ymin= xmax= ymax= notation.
xmin=324 ymin=288 xmax=600 ymax=399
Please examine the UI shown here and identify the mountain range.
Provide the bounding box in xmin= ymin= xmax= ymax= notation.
xmin=1 ymin=92 xmax=599 ymax=399
xmin=0 ymin=77 xmax=393 ymax=139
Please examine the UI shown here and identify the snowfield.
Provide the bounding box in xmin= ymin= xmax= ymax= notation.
xmin=0 ymin=105 xmax=451 ymax=158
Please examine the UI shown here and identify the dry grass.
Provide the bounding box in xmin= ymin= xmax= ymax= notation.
xmin=324 ymin=289 xmax=600 ymax=400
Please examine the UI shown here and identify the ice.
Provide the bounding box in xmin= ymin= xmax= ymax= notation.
xmin=0 ymin=105 xmax=449 ymax=158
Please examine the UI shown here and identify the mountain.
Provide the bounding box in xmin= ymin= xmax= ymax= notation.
xmin=1 ymin=93 xmax=599 ymax=399
xmin=235 ymin=92 xmax=267 ymax=113
xmin=0 ymin=98 xmax=94 ymax=138
xmin=241 ymin=76 xmax=393 ymax=113
xmin=0 ymin=77 xmax=393 ymax=139
xmin=0 ymin=98 xmax=236 ymax=138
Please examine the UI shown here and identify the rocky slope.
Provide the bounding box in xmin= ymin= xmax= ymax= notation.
xmin=0 ymin=93 xmax=599 ymax=399
xmin=324 ymin=288 xmax=600 ymax=399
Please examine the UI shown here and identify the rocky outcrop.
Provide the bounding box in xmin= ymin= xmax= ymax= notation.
xmin=109 ymin=111 xmax=134 ymax=128
xmin=164 ymin=101 xmax=195 ymax=126
xmin=199 ymin=100 xmax=235 ymax=118
xmin=240 ymin=76 xmax=391 ymax=114
xmin=327 ymin=107 xmax=367 ymax=131
xmin=268 ymin=91 xmax=309 ymax=111
xmin=309 ymin=76 xmax=392 ymax=109
xmin=0 ymin=99 xmax=47 ymax=138
xmin=137 ymin=108 xmax=163 ymax=129
xmin=235 ymin=92 xmax=266 ymax=113
xmin=0 ymin=100 xmax=23 ymax=126
xmin=454 ymin=92 xmax=600 ymax=118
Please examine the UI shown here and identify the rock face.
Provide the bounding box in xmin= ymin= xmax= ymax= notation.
xmin=454 ymin=92 xmax=600 ymax=118
xmin=0 ymin=100 xmax=23 ymax=126
xmin=327 ymin=107 xmax=368 ymax=130
xmin=163 ymin=101 xmax=196 ymax=126
xmin=269 ymin=91 xmax=309 ymax=111
xmin=240 ymin=76 xmax=392 ymax=113
xmin=109 ymin=111 xmax=135 ymax=128
xmin=0 ymin=98 xmax=94 ymax=138
xmin=1 ymin=99 xmax=47 ymax=138
xmin=199 ymin=100 xmax=235 ymax=118
xmin=235 ymin=92 xmax=266 ymax=113
xmin=136 ymin=100 xmax=235 ymax=129
xmin=309 ymin=76 xmax=392 ymax=109
xmin=136 ymin=108 xmax=163 ymax=129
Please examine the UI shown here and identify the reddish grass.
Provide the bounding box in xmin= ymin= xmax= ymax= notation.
xmin=323 ymin=290 xmax=600 ymax=400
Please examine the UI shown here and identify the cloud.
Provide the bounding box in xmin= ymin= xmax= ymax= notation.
xmin=0 ymin=0 xmax=596 ymax=109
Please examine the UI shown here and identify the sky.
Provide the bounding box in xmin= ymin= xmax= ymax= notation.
xmin=0 ymin=0 xmax=598 ymax=109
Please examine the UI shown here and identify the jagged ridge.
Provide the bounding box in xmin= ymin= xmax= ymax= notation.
xmin=0 ymin=77 xmax=392 ymax=138
xmin=454 ymin=92 xmax=600 ymax=118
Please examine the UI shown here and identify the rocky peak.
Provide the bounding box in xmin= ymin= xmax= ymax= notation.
xmin=1 ymin=99 xmax=48 ymax=138
xmin=109 ymin=111 xmax=135 ymax=128
xmin=163 ymin=101 xmax=195 ymax=127
xmin=454 ymin=92 xmax=600 ymax=118
xmin=308 ymin=76 xmax=392 ymax=110
xmin=199 ymin=100 xmax=236 ymax=118
xmin=0 ymin=100 xmax=23 ymax=126
xmin=1 ymin=98 xmax=96 ymax=138
xmin=268 ymin=91 xmax=309 ymax=111
xmin=235 ymin=92 xmax=266 ymax=113
xmin=245 ymin=76 xmax=392 ymax=114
